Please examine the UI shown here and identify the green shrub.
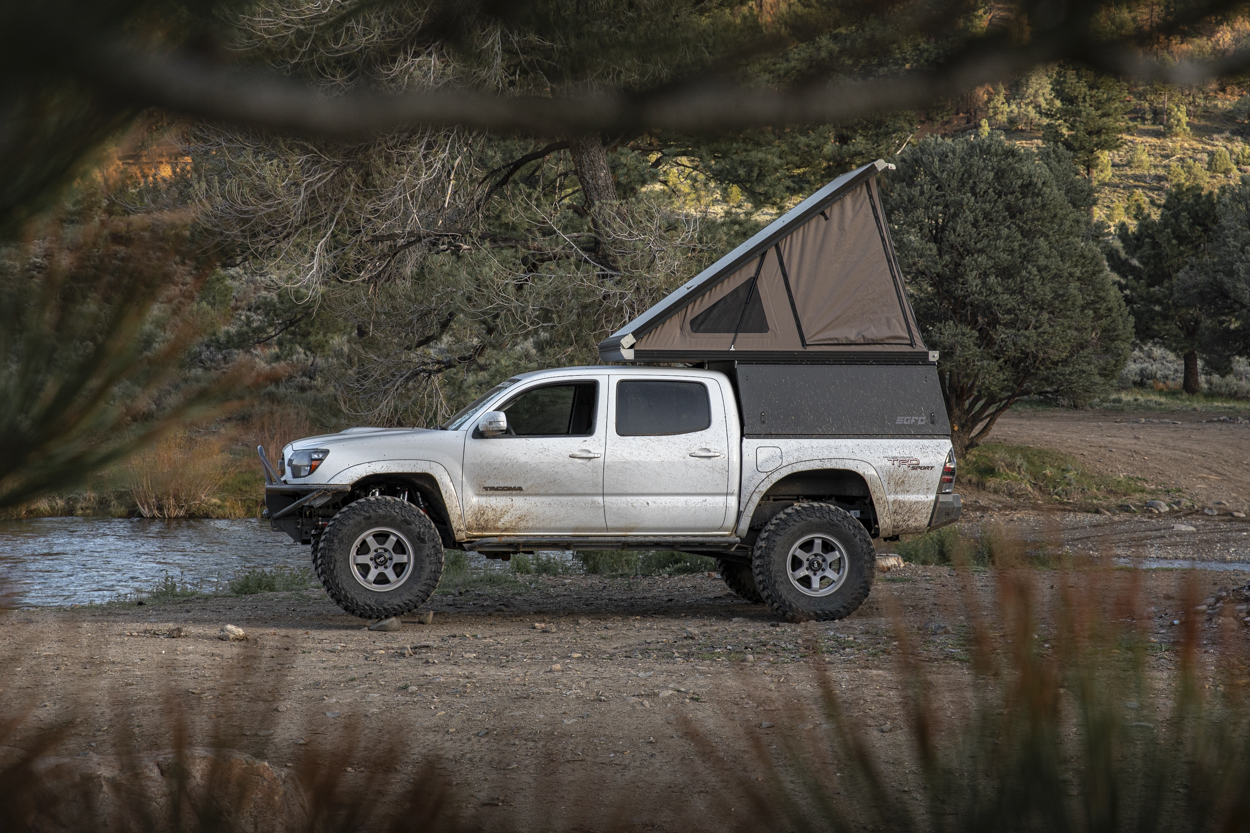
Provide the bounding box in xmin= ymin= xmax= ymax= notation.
xmin=531 ymin=553 xmax=575 ymax=575
xmin=575 ymin=550 xmax=714 ymax=576
xmin=509 ymin=553 xmax=533 ymax=574
xmin=118 ymin=572 xmax=203 ymax=605
xmin=436 ymin=550 xmax=519 ymax=593
xmin=639 ymin=551 xmax=714 ymax=575
xmin=1164 ymin=101 xmax=1191 ymax=136
xmin=1210 ymin=146 xmax=1237 ymax=176
xmin=963 ymin=441 xmax=1146 ymax=502
xmin=894 ymin=525 xmax=972 ymax=566
xmin=1128 ymin=143 xmax=1150 ymax=170
xmin=443 ymin=549 xmax=469 ymax=578
xmin=1168 ymin=158 xmax=1209 ymax=190
xmin=227 ymin=567 xmax=316 ymax=595
xmin=576 ymin=550 xmax=641 ymax=575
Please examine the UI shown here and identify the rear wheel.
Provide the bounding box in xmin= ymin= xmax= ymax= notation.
xmin=717 ymin=558 xmax=763 ymax=604
xmin=752 ymin=503 xmax=874 ymax=622
xmin=314 ymin=496 xmax=444 ymax=619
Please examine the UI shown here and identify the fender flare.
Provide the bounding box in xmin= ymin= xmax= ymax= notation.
xmin=329 ymin=461 xmax=466 ymax=540
xmin=735 ymin=459 xmax=893 ymax=539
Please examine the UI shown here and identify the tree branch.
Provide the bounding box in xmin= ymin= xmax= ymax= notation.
xmin=66 ymin=2 xmax=1250 ymax=142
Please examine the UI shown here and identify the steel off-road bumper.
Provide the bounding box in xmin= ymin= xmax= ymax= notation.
xmin=928 ymin=493 xmax=962 ymax=531
xmin=258 ymin=446 xmax=347 ymax=544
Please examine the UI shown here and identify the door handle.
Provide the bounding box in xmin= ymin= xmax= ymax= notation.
xmin=689 ymin=448 xmax=725 ymax=458
xmin=569 ymin=449 xmax=602 ymax=459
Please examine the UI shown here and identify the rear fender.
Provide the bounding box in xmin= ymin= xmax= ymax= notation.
xmin=736 ymin=460 xmax=892 ymax=538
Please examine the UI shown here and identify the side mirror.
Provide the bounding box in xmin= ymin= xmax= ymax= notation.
xmin=478 ymin=411 xmax=508 ymax=437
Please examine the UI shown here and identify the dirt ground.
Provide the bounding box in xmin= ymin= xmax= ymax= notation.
xmin=988 ymin=407 xmax=1250 ymax=510
xmin=3 ymin=406 xmax=1249 ymax=830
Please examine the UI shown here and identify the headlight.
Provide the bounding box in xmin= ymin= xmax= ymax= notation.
xmin=288 ymin=449 xmax=329 ymax=478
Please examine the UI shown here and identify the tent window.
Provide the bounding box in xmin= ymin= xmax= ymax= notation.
xmin=689 ymin=278 xmax=768 ymax=334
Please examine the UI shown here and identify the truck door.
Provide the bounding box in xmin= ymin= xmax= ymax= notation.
xmin=603 ymin=376 xmax=732 ymax=534
xmin=461 ymin=378 xmax=608 ymax=534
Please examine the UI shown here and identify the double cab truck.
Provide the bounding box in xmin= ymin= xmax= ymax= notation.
xmin=259 ymin=159 xmax=961 ymax=621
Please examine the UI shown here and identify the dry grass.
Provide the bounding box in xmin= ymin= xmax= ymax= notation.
xmin=127 ymin=433 xmax=230 ymax=519
xmin=252 ymin=408 xmax=315 ymax=466
xmin=685 ymin=567 xmax=1250 ymax=833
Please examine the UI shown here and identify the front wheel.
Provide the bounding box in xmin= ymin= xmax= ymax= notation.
xmin=314 ymin=496 xmax=444 ymax=619
xmin=752 ymin=503 xmax=874 ymax=622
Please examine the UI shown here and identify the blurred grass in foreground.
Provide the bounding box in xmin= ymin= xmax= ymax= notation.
xmin=4 ymin=565 xmax=1249 ymax=831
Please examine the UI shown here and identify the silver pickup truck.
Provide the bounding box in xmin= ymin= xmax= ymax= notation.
xmin=259 ymin=159 xmax=961 ymax=622
xmin=260 ymin=364 xmax=960 ymax=622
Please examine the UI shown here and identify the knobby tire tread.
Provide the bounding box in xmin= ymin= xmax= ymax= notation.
xmin=313 ymin=496 xmax=443 ymax=619
xmin=752 ymin=502 xmax=875 ymax=622
xmin=717 ymin=558 xmax=764 ymax=604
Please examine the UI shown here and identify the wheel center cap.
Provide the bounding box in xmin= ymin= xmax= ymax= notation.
xmin=372 ymin=549 xmax=391 ymax=567
xmin=807 ymin=555 xmax=826 ymax=572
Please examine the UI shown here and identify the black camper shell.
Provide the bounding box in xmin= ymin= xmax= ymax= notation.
xmin=598 ymin=159 xmax=948 ymax=439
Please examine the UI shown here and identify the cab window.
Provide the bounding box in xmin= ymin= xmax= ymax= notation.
xmin=615 ymin=380 xmax=711 ymax=436
xmin=498 ymin=382 xmax=597 ymax=437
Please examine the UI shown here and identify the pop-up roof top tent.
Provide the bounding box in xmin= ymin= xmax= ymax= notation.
xmin=599 ymin=160 xmax=949 ymax=438
xmin=598 ymin=159 xmax=931 ymax=365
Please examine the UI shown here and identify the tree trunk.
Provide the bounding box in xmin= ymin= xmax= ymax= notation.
xmin=567 ymin=134 xmax=622 ymax=274
xmin=568 ymin=134 xmax=619 ymax=210
xmin=1183 ymin=349 xmax=1201 ymax=394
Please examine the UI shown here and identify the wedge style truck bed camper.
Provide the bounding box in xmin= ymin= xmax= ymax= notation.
xmin=260 ymin=159 xmax=961 ymax=622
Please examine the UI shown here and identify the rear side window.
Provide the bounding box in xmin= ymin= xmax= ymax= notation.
xmin=615 ymin=381 xmax=711 ymax=436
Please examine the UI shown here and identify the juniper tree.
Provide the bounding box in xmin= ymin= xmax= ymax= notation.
xmin=884 ymin=135 xmax=1132 ymax=455
xmin=1174 ymin=179 xmax=1250 ymax=373
xmin=1107 ymin=186 xmax=1219 ymax=394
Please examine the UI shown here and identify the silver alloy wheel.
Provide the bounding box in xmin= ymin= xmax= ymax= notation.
xmin=349 ymin=527 xmax=414 ymax=592
xmin=786 ymin=534 xmax=849 ymax=597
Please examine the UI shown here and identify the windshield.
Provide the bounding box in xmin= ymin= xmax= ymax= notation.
xmin=440 ymin=380 xmax=518 ymax=430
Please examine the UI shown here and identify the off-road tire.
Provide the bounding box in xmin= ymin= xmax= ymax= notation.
xmin=718 ymin=558 xmax=763 ymax=604
xmin=313 ymin=496 xmax=444 ymax=619
xmin=752 ymin=503 xmax=874 ymax=622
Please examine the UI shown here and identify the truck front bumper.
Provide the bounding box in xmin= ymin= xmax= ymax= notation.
xmin=928 ymin=493 xmax=962 ymax=531
xmin=263 ymin=484 xmax=350 ymax=544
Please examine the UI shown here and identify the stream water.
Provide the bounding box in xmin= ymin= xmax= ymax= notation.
xmin=0 ymin=517 xmax=306 ymax=607
xmin=1 ymin=517 xmax=1247 ymax=608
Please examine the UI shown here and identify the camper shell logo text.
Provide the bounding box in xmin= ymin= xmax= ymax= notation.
xmin=895 ymin=415 xmax=927 ymax=425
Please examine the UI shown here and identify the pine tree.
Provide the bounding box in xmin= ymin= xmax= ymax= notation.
xmin=1044 ymin=68 xmax=1132 ymax=179
xmin=1108 ymin=186 xmax=1219 ymax=393
xmin=1174 ymin=181 xmax=1250 ymax=373
xmin=885 ymin=136 xmax=1132 ymax=455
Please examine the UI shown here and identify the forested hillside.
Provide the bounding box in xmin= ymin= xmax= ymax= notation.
xmin=5 ymin=0 xmax=1250 ymax=516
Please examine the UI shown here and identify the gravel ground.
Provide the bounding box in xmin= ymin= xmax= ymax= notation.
xmin=3 ymin=552 xmax=1247 ymax=830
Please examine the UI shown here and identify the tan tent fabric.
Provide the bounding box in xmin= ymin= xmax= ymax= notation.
xmin=635 ymin=250 xmax=803 ymax=353
xmin=779 ymin=184 xmax=912 ymax=345
xmin=598 ymin=160 xmax=927 ymax=363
